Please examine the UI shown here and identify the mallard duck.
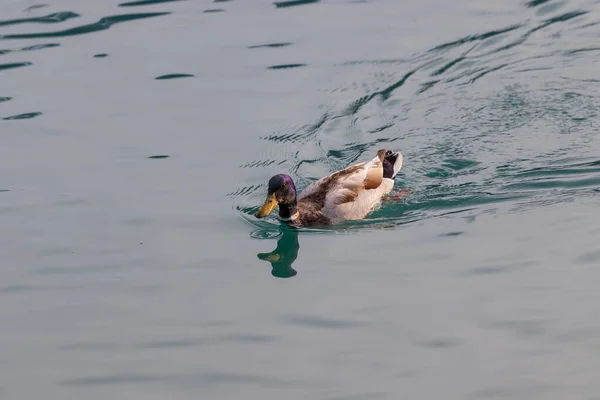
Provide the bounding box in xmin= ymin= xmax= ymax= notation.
xmin=255 ymin=149 xmax=403 ymax=226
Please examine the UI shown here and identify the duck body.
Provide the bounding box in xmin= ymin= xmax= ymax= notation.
xmin=255 ymin=149 xmax=403 ymax=227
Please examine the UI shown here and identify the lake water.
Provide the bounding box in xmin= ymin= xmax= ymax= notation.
xmin=2 ymin=0 xmax=600 ymax=398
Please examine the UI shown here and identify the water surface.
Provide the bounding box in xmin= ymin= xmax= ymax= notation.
xmin=2 ymin=0 xmax=600 ymax=399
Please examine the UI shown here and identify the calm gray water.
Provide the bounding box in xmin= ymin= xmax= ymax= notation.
xmin=2 ymin=0 xmax=600 ymax=398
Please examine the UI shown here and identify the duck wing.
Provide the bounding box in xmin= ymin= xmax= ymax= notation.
xmin=298 ymin=150 xmax=386 ymax=207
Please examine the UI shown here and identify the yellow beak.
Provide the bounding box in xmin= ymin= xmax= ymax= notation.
xmin=255 ymin=194 xmax=278 ymax=218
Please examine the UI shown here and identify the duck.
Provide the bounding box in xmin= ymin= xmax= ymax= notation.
xmin=255 ymin=148 xmax=404 ymax=227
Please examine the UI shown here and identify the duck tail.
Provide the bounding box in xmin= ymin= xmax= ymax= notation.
xmin=383 ymin=151 xmax=403 ymax=179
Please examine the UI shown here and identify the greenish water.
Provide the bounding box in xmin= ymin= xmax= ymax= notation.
xmin=2 ymin=0 xmax=600 ymax=398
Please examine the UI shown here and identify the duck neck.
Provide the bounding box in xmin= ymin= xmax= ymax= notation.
xmin=278 ymin=202 xmax=298 ymax=220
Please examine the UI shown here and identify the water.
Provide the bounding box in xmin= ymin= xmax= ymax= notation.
xmin=2 ymin=0 xmax=600 ymax=398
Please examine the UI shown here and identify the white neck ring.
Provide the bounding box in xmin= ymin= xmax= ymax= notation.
xmin=279 ymin=211 xmax=299 ymax=222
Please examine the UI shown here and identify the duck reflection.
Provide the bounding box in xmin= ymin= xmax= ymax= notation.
xmin=257 ymin=228 xmax=300 ymax=278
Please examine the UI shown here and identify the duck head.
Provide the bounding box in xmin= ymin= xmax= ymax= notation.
xmin=255 ymin=174 xmax=298 ymax=219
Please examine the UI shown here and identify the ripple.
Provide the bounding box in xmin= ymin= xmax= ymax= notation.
xmin=526 ymin=0 xmax=551 ymax=6
xmin=0 ymin=285 xmax=37 ymax=294
xmin=535 ymin=1 xmax=568 ymax=16
xmin=442 ymin=159 xmax=480 ymax=171
xmin=220 ymin=333 xmax=276 ymax=343
xmin=148 ymin=154 xmax=169 ymax=159
xmin=203 ymin=9 xmax=224 ymax=13
xmin=501 ymin=161 xmax=600 ymax=191
xmin=0 ymin=43 xmax=60 ymax=56
xmin=417 ymin=80 xmax=439 ymax=94
xmin=248 ymin=42 xmax=292 ymax=49
xmin=485 ymin=318 xmax=549 ymax=338
xmin=468 ymin=385 xmax=551 ymax=400
xmin=261 ymin=113 xmax=328 ymax=144
xmin=464 ymin=260 xmax=535 ymax=276
xmin=137 ymin=338 xmax=206 ymax=349
xmin=52 ymin=198 xmax=87 ymax=207
xmin=368 ymin=123 xmax=394 ymax=133
xmin=228 ymin=184 xmax=262 ymax=198
xmin=63 ymin=371 xmax=287 ymax=388
xmin=575 ymin=250 xmax=600 ymax=264
xmin=0 ymin=62 xmax=32 ymax=71
xmin=274 ymin=0 xmax=319 ymax=8
xmin=1 ymin=12 xmax=170 ymax=39
xmin=466 ymin=63 xmax=508 ymax=84
xmin=431 ymin=47 xmax=474 ymax=76
xmin=564 ymin=47 xmax=600 ymax=55
xmin=438 ymin=231 xmax=464 ymax=237
xmin=3 ymin=112 xmax=42 ymax=120
xmin=239 ymin=159 xmax=276 ymax=168
xmin=137 ymin=334 xmax=275 ymax=349
xmin=23 ymin=43 xmax=61 ymax=51
xmin=262 ymin=131 xmax=308 ymax=143
xmin=62 ymin=374 xmax=168 ymax=386
xmin=429 ymin=25 xmax=522 ymax=52
xmin=331 ymin=393 xmax=390 ymax=400
xmin=340 ymin=68 xmax=418 ymax=117
xmin=537 ymin=10 xmax=589 ymax=29
xmin=512 ymin=160 xmax=600 ymax=179
xmin=0 ymin=11 xmax=80 ymax=27
xmin=155 ymin=73 xmax=194 ymax=80
xmin=250 ymin=229 xmax=282 ymax=239
xmin=284 ymin=315 xmax=364 ymax=329
xmin=93 ymin=53 xmax=108 ymax=58
xmin=419 ymin=10 xmax=589 ymax=88
xmin=267 ymin=63 xmax=307 ymax=69
xmin=58 ymin=342 xmax=119 ymax=352
xmin=0 ymin=97 xmax=11 ymax=103
xmin=509 ymin=176 xmax=600 ymax=190
xmin=417 ymin=338 xmax=460 ymax=349
xmin=24 ymin=5 xmax=49 ymax=12
xmin=119 ymin=0 xmax=184 ymax=6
